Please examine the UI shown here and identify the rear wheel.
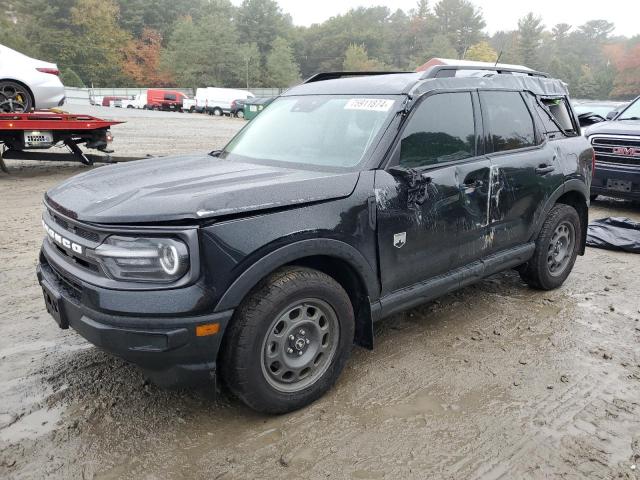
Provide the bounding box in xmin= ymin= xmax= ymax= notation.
xmin=220 ymin=266 xmax=354 ymax=414
xmin=212 ymin=107 xmax=223 ymax=116
xmin=519 ymin=204 xmax=581 ymax=290
xmin=0 ymin=81 xmax=33 ymax=112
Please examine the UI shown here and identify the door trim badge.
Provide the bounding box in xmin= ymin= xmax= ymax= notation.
xmin=393 ymin=232 xmax=406 ymax=249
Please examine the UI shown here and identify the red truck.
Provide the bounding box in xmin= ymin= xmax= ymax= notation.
xmin=145 ymin=89 xmax=187 ymax=111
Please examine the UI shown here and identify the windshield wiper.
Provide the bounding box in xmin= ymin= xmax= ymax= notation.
xmin=209 ymin=150 xmax=222 ymax=157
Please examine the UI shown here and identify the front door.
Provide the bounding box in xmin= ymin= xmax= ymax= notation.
xmin=375 ymin=91 xmax=491 ymax=295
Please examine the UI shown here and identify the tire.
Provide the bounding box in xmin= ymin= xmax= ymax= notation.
xmin=189 ymin=106 xmax=195 ymax=113
xmin=220 ymin=266 xmax=354 ymax=414
xmin=236 ymin=110 xmax=245 ymax=119
xmin=519 ymin=204 xmax=581 ymax=290
xmin=212 ymin=107 xmax=223 ymax=117
xmin=0 ymin=80 xmax=34 ymax=112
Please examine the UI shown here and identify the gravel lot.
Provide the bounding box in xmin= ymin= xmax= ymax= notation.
xmin=1 ymin=106 xmax=639 ymax=479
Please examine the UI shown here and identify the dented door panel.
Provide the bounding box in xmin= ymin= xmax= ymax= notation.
xmin=375 ymin=159 xmax=491 ymax=296
xmin=486 ymin=144 xmax=563 ymax=253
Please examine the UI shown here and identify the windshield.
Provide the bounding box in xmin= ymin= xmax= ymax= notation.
xmin=617 ymin=98 xmax=640 ymax=120
xmin=222 ymin=95 xmax=399 ymax=169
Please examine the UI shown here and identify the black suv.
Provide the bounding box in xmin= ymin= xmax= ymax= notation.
xmin=37 ymin=66 xmax=593 ymax=413
xmin=585 ymin=95 xmax=640 ymax=201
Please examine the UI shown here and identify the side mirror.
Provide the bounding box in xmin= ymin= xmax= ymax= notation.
xmin=606 ymin=110 xmax=617 ymax=120
xmin=388 ymin=165 xmax=413 ymax=182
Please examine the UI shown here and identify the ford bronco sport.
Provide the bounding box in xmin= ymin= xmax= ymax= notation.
xmin=585 ymin=95 xmax=640 ymax=201
xmin=37 ymin=65 xmax=593 ymax=413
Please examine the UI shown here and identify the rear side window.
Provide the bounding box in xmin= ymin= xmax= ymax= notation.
xmin=399 ymin=92 xmax=476 ymax=168
xmin=541 ymin=98 xmax=577 ymax=135
xmin=481 ymin=91 xmax=536 ymax=152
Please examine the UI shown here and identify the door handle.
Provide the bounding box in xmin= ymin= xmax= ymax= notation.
xmin=535 ymin=164 xmax=555 ymax=175
xmin=463 ymin=179 xmax=484 ymax=188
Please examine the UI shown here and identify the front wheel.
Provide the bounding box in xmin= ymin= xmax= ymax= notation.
xmin=236 ymin=110 xmax=245 ymax=119
xmin=519 ymin=204 xmax=581 ymax=290
xmin=220 ymin=266 xmax=354 ymax=414
xmin=212 ymin=107 xmax=223 ymax=116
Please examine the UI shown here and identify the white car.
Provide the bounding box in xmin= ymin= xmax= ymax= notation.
xmin=0 ymin=44 xmax=65 ymax=112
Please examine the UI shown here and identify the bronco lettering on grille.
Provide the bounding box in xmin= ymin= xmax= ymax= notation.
xmin=42 ymin=220 xmax=83 ymax=254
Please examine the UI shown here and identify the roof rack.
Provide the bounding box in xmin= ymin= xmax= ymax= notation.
xmin=421 ymin=65 xmax=548 ymax=79
xmin=303 ymin=71 xmax=412 ymax=84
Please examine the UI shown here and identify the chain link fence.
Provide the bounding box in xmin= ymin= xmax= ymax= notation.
xmin=65 ymin=87 xmax=286 ymax=105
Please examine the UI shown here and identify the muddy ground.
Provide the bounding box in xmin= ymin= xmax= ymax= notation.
xmin=1 ymin=107 xmax=639 ymax=479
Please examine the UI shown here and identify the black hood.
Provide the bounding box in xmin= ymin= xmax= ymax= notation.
xmin=585 ymin=119 xmax=640 ymax=137
xmin=45 ymin=154 xmax=360 ymax=224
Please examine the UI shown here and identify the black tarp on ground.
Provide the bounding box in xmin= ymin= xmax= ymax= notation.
xmin=586 ymin=217 xmax=640 ymax=253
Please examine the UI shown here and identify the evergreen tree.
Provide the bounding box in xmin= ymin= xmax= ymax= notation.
xmin=517 ymin=13 xmax=544 ymax=69
xmin=237 ymin=0 xmax=293 ymax=58
xmin=433 ymin=0 xmax=485 ymax=58
xmin=265 ymin=37 xmax=300 ymax=87
xmin=343 ymin=44 xmax=387 ymax=71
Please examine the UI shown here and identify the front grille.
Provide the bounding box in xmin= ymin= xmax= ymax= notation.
xmin=49 ymin=262 xmax=83 ymax=302
xmin=50 ymin=210 xmax=100 ymax=242
xmin=591 ymin=135 xmax=640 ymax=166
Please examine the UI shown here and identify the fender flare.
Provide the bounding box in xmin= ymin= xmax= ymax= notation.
xmin=532 ymin=180 xmax=589 ymax=247
xmin=214 ymin=238 xmax=380 ymax=313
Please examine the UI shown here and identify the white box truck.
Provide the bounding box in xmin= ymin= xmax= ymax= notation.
xmin=194 ymin=88 xmax=254 ymax=116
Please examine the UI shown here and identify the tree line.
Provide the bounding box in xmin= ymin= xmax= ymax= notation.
xmin=1 ymin=0 xmax=638 ymax=99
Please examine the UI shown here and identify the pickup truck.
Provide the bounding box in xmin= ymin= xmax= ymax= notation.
xmin=585 ymin=95 xmax=640 ymax=201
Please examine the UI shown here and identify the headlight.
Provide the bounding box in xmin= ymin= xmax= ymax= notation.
xmin=90 ymin=236 xmax=189 ymax=283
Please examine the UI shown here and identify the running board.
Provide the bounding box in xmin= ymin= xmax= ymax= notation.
xmin=373 ymin=242 xmax=535 ymax=321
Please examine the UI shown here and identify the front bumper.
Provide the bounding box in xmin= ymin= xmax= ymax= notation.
xmin=36 ymin=254 xmax=234 ymax=387
xmin=591 ymin=162 xmax=640 ymax=200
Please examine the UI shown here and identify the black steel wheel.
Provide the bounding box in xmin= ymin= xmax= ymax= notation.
xmin=0 ymin=81 xmax=33 ymax=112
xmin=519 ymin=204 xmax=581 ymax=290
xmin=220 ymin=266 xmax=354 ymax=414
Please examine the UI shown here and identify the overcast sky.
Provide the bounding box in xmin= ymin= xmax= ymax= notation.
xmin=231 ymin=0 xmax=638 ymax=37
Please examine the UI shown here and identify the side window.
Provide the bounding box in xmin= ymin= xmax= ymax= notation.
xmin=541 ymin=97 xmax=577 ymax=135
xmin=399 ymin=92 xmax=475 ymax=168
xmin=480 ymin=91 xmax=536 ymax=152
xmin=164 ymin=94 xmax=176 ymax=101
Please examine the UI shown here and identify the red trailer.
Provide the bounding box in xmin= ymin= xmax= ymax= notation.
xmin=0 ymin=110 xmax=139 ymax=173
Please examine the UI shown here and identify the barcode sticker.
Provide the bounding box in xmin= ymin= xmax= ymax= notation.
xmin=344 ymin=99 xmax=394 ymax=112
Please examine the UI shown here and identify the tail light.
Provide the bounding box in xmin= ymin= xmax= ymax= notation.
xmin=36 ymin=67 xmax=60 ymax=76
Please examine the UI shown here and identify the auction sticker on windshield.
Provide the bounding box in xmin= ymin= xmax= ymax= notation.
xmin=344 ymin=98 xmax=394 ymax=112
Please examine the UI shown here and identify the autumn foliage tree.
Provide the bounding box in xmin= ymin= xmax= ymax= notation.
xmin=605 ymin=41 xmax=640 ymax=99
xmin=123 ymin=28 xmax=174 ymax=86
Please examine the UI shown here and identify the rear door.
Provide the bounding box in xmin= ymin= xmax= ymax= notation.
xmin=375 ymin=91 xmax=492 ymax=294
xmin=479 ymin=90 xmax=564 ymax=253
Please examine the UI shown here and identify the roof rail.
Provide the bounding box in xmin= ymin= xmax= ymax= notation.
xmin=421 ymin=65 xmax=549 ymax=79
xmin=303 ymin=71 xmax=412 ymax=84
